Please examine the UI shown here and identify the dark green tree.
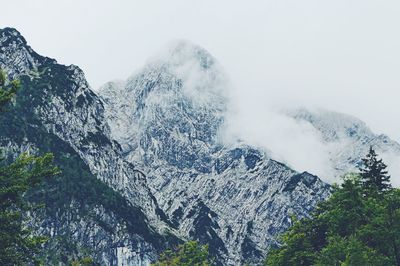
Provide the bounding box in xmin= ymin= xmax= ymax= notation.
xmin=359 ymin=146 xmax=391 ymax=193
xmin=152 ymin=241 xmax=212 ymax=266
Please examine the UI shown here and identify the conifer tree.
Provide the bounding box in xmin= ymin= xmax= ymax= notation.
xmin=359 ymin=146 xmax=391 ymax=193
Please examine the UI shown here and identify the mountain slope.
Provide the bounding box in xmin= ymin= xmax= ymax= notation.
xmin=0 ymin=27 xmax=180 ymax=265
xmin=100 ymin=41 xmax=331 ymax=265
xmin=288 ymin=108 xmax=400 ymax=186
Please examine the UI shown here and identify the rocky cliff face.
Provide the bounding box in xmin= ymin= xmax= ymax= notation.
xmin=0 ymin=27 xmax=180 ymax=265
xmin=99 ymin=41 xmax=331 ymax=265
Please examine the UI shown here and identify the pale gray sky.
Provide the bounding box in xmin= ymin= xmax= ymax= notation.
xmin=1 ymin=0 xmax=400 ymax=145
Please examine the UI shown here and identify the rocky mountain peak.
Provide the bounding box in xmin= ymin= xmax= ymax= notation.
xmin=0 ymin=27 xmax=88 ymax=86
xmin=1 ymin=28 xmax=36 ymax=75
xmin=121 ymin=40 xmax=228 ymax=113
xmin=99 ymin=41 xmax=331 ymax=264
xmin=99 ymin=41 xmax=230 ymax=161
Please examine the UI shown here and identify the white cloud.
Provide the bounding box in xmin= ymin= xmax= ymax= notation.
xmin=221 ymin=93 xmax=337 ymax=181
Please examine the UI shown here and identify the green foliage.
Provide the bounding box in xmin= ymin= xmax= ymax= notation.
xmin=316 ymin=235 xmax=389 ymax=266
xmin=152 ymin=241 xmax=212 ymax=266
xmin=0 ymin=69 xmax=19 ymax=111
xmin=265 ymin=151 xmax=400 ymax=266
xmin=0 ymin=153 xmax=59 ymax=265
xmin=70 ymin=256 xmax=94 ymax=266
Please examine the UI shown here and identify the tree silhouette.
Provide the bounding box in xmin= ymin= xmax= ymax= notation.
xmin=359 ymin=146 xmax=391 ymax=194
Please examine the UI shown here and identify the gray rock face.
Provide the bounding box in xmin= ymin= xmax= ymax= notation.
xmin=99 ymin=41 xmax=331 ymax=264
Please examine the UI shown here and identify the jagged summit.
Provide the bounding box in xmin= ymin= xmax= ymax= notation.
xmin=0 ymin=27 xmax=27 ymax=44
xmin=122 ymin=40 xmax=228 ymax=111
xmin=99 ymin=40 xmax=230 ymax=157
xmin=0 ymin=27 xmax=87 ymax=81
xmin=0 ymin=27 xmax=42 ymax=77
xmin=105 ymin=40 xmax=228 ymax=102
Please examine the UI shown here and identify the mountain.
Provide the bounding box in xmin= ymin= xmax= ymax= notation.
xmin=99 ymin=40 xmax=331 ymax=265
xmin=0 ymin=27 xmax=180 ymax=265
xmin=0 ymin=28 xmax=332 ymax=265
xmin=287 ymin=108 xmax=400 ymax=186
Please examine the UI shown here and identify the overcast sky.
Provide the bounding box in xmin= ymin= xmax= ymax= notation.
xmin=1 ymin=0 xmax=400 ymax=146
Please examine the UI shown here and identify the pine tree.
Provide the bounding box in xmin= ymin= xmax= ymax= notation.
xmin=359 ymin=146 xmax=391 ymax=193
